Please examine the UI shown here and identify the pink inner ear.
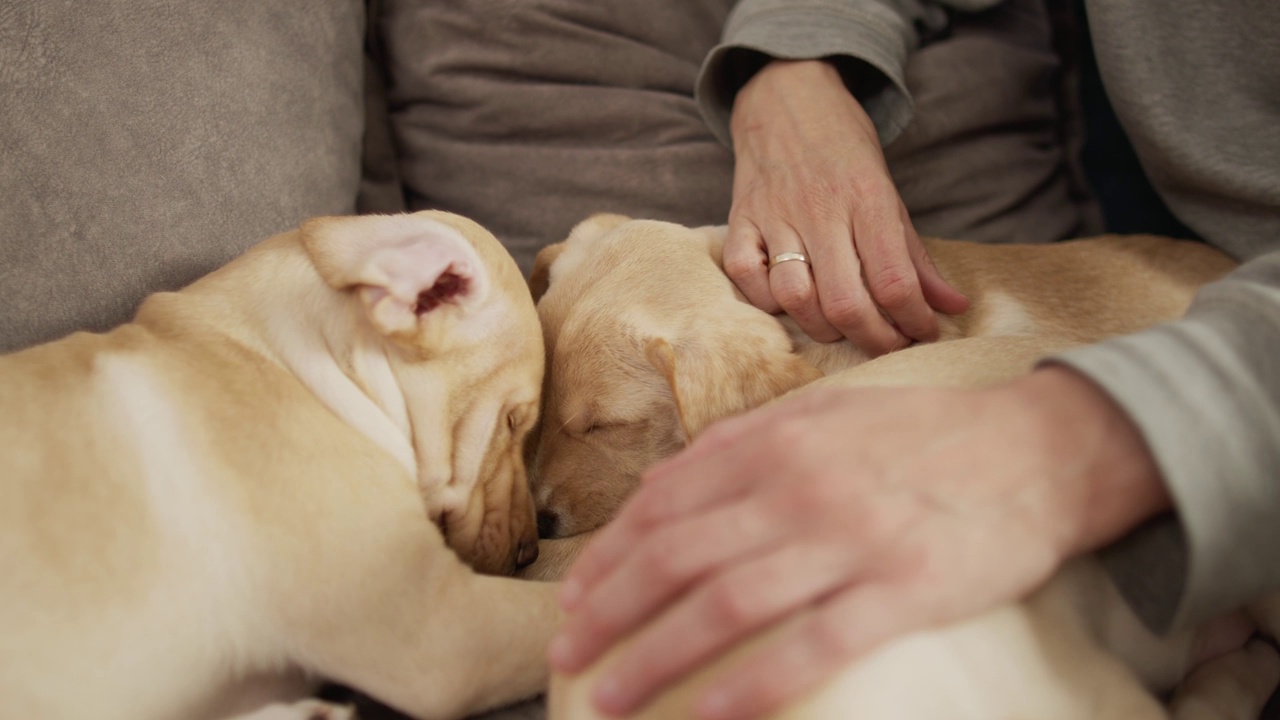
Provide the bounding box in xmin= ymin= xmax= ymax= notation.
xmin=415 ymin=271 xmax=469 ymax=315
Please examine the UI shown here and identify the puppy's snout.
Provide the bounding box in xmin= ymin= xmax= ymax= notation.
xmin=537 ymin=510 xmax=560 ymax=539
xmin=515 ymin=538 xmax=540 ymax=570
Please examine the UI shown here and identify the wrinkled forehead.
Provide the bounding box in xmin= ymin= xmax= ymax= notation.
xmin=554 ymin=219 xmax=711 ymax=284
xmin=427 ymin=326 xmax=543 ymax=432
xmin=544 ymin=307 xmax=664 ymax=411
xmin=490 ymin=306 xmax=545 ymax=381
xmin=545 ymin=248 xmax=703 ymax=335
xmin=538 ymin=220 xmax=718 ymax=395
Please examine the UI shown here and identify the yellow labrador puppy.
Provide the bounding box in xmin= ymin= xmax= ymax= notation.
xmin=525 ymin=214 xmax=1234 ymax=537
xmin=524 ymin=214 xmax=1280 ymax=720
xmin=0 ymin=211 xmax=561 ymax=720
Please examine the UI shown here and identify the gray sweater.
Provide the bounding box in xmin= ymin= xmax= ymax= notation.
xmin=696 ymin=0 xmax=1280 ymax=633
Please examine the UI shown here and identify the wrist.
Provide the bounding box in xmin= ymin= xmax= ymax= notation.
xmin=730 ymin=59 xmax=871 ymax=144
xmin=1003 ymin=365 xmax=1171 ymax=561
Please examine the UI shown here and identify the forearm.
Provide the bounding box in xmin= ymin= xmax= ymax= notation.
xmin=696 ymin=0 xmax=1004 ymax=147
xmin=1047 ymin=250 xmax=1280 ymax=633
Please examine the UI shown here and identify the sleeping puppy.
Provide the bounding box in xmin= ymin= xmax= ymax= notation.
xmin=0 ymin=211 xmax=561 ymax=720
xmin=525 ymin=214 xmax=1280 ymax=719
xmin=525 ymin=213 xmax=1235 ymax=539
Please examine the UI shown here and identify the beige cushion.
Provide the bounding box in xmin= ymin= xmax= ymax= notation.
xmin=0 ymin=1 xmax=367 ymax=352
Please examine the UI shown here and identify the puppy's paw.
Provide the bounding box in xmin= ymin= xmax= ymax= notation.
xmin=1170 ymin=637 xmax=1280 ymax=720
xmin=227 ymin=699 xmax=358 ymax=720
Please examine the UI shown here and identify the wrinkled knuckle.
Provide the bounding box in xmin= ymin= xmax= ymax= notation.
xmin=772 ymin=277 xmax=815 ymax=311
xmin=723 ymin=252 xmax=761 ymax=281
xmin=870 ymin=270 xmax=919 ymax=311
xmin=866 ymin=333 xmax=902 ymax=357
xmin=821 ymin=295 xmax=870 ymax=330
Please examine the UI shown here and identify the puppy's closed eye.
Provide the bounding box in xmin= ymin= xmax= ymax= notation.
xmin=578 ymin=421 xmax=626 ymax=437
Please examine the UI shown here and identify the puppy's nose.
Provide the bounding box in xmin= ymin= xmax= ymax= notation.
xmin=515 ymin=538 xmax=540 ymax=570
xmin=537 ymin=510 xmax=560 ymax=539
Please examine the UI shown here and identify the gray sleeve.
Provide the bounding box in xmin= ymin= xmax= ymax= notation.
xmin=695 ymin=0 xmax=1003 ymax=147
xmin=1048 ymin=248 xmax=1280 ymax=633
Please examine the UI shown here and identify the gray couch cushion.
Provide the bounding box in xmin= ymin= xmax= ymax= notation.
xmin=0 ymin=0 xmax=366 ymax=352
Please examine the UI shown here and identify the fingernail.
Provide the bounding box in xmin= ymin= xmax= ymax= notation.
xmin=593 ymin=675 xmax=629 ymax=716
xmin=559 ymin=577 xmax=582 ymax=608
xmin=547 ymin=634 xmax=576 ymax=669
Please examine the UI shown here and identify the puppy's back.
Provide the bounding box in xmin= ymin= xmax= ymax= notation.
xmin=924 ymin=235 xmax=1238 ymax=342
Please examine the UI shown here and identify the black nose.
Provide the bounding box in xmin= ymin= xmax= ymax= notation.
xmin=515 ymin=538 xmax=540 ymax=570
xmin=537 ymin=510 xmax=560 ymax=539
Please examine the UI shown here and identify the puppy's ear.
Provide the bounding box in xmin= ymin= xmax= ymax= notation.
xmin=530 ymin=214 xmax=632 ymax=302
xmin=567 ymin=213 xmax=631 ymax=243
xmin=301 ymin=214 xmax=490 ymax=342
xmin=529 ymin=241 xmax=565 ymax=303
xmin=644 ymin=337 xmax=822 ymax=443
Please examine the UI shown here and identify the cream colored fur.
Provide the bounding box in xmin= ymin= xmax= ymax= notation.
xmin=523 ymin=215 xmax=1280 ymax=720
xmin=0 ymin=211 xmax=561 ymax=720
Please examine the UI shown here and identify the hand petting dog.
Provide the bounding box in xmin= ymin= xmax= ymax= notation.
xmin=550 ymin=368 xmax=1167 ymax=720
xmin=725 ymin=60 xmax=968 ymax=355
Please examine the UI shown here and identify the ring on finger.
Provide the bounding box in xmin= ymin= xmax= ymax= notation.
xmin=768 ymin=252 xmax=810 ymax=270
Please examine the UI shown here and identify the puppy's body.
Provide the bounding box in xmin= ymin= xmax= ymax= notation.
xmin=526 ymin=215 xmax=1280 ymax=719
xmin=791 ymin=235 xmax=1224 ymax=381
xmin=1 ymin=212 xmax=560 ymax=720
xmin=526 ymin=216 xmax=1236 ymax=537
xmin=548 ymin=561 xmax=1279 ymax=720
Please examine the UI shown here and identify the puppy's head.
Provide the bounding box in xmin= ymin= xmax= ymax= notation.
xmin=301 ymin=211 xmax=542 ymax=575
xmin=528 ymin=215 xmax=821 ymax=538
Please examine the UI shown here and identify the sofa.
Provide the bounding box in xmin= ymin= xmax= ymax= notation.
xmin=1 ymin=0 xmax=1105 ymax=354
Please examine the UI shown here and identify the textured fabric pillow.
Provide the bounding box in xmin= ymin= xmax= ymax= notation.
xmin=883 ymin=0 xmax=1102 ymax=245
xmin=377 ymin=0 xmax=738 ymax=274
xmin=0 ymin=1 xmax=366 ymax=352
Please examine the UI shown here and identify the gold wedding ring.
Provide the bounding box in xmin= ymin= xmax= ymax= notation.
xmin=768 ymin=252 xmax=809 ymax=269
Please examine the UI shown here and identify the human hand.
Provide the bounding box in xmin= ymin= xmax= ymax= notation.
xmin=725 ymin=60 xmax=969 ymax=356
xmin=548 ymin=367 xmax=1168 ymax=719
